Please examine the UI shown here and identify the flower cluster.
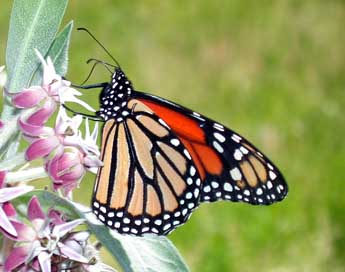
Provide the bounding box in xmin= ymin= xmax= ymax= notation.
xmin=12 ymin=51 xmax=102 ymax=195
xmin=12 ymin=51 xmax=94 ymax=126
xmin=0 ymin=52 xmax=112 ymax=271
xmin=0 ymin=194 xmax=113 ymax=271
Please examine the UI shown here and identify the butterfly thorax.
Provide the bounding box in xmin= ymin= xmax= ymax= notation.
xmin=98 ymin=68 xmax=133 ymax=122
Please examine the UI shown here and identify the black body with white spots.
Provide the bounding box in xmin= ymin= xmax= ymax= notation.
xmin=97 ymin=68 xmax=132 ymax=122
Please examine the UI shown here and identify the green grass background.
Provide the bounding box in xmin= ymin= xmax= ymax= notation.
xmin=1 ymin=1 xmax=345 ymax=271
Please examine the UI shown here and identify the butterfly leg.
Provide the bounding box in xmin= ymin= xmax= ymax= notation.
xmin=61 ymin=82 xmax=107 ymax=121
xmin=62 ymin=104 xmax=104 ymax=122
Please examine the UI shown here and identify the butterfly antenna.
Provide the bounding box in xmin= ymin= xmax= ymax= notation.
xmin=77 ymin=27 xmax=122 ymax=68
xmin=87 ymin=58 xmax=116 ymax=68
xmin=80 ymin=59 xmax=116 ymax=85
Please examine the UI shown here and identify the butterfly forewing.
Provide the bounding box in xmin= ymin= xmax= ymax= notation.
xmin=133 ymin=93 xmax=288 ymax=206
xmin=93 ymin=99 xmax=201 ymax=235
xmin=198 ymin=122 xmax=287 ymax=204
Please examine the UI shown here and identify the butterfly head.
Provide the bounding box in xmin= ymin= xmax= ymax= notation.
xmin=98 ymin=68 xmax=133 ymax=121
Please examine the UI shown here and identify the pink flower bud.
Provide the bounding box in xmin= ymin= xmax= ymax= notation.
xmin=47 ymin=148 xmax=85 ymax=195
xmin=12 ymin=86 xmax=47 ymax=108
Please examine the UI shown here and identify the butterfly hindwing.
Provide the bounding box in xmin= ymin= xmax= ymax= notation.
xmin=92 ymin=99 xmax=201 ymax=235
xmin=133 ymin=92 xmax=288 ymax=206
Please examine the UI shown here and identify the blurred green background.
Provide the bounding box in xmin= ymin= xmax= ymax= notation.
xmin=1 ymin=1 xmax=345 ymax=271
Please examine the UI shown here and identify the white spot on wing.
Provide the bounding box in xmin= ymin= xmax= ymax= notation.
xmin=214 ymin=132 xmax=226 ymax=143
xmin=170 ymin=139 xmax=180 ymax=146
xmin=224 ymin=183 xmax=233 ymax=192
xmin=213 ymin=123 xmax=224 ymax=131
xmin=163 ymin=223 xmax=172 ymax=231
xmin=213 ymin=141 xmax=224 ymax=153
xmin=158 ymin=118 xmax=169 ymax=128
xmin=203 ymin=185 xmax=211 ymax=193
xmin=116 ymin=212 xmax=123 ymax=217
xmin=230 ymin=167 xmax=242 ymax=180
xmin=240 ymin=146 xmax=249 ymax=154
xmin=151 ymin=228 xmax=159 ymax=234
xmin=155 ymin=219 xmax=162 ymax=225
xmin=269 ymin=171 xmax=277 ymax=180
xmin=190 ymin=166 xmax=196 ymax=176
xmin=231 ymin=134 xmax=242 ymax=143
xmin=108 ymin=212 xmax=115 ymax=218
xmin=267 ymin=181 xmax=273 ymax=189
xmin=211 ymin=181 xmax=219 ymax=188
xmin=184 ymin=149 xmax=192 ymax=160
xmin=194 ymin=188 xmax=200 ymax=198
xmin=256 ymin=188 xmax=263 ymax=195
xmin=234 ymin=149 xmax=243 ymax=160
xmin=186 ymin=192 xmax=193 ymax=199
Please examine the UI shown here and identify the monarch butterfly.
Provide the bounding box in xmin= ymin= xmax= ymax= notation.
xmin=71 ymin=29 xmax=288 ymax=236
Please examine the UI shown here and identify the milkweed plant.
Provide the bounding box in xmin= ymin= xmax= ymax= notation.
xmin=0 ymin=1 xmax=188 ymax=271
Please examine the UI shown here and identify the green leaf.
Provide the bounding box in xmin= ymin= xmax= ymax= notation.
xmin=49 ymin=21 xmax=73 ymax=76
xmin=2 ymin=0 xmax=68 ymax=120
xmin=31 ymin=21 xmax=74 ymax=85
xmin=15 ymin=190 xmax=190 ymax=272
xmin=109 ymin=231 xmax=190 ymax=272
xmin=6 ymin=0 xmax=68 ymax=92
